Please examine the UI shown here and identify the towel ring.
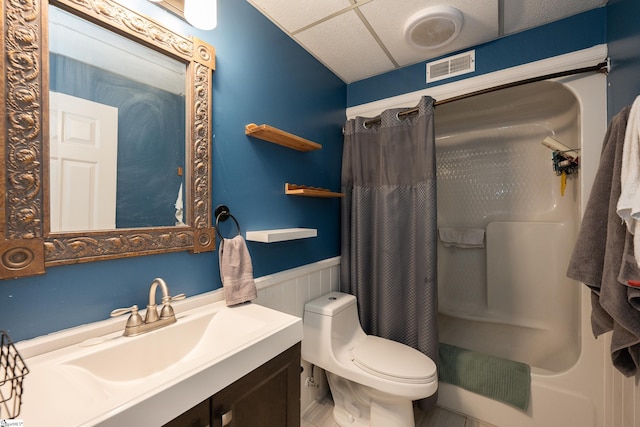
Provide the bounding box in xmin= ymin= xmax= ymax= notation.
xmin=215 ymin=204 xmax=241 ymax=240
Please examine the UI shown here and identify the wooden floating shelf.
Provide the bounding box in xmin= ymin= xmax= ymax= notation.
xmin=285 ymin=183 xmax=344 ymax=198
xmin=246 ymin=228 xmax=317 ymax=243
xmin=245 ymin=123 xmax=322 ymax=152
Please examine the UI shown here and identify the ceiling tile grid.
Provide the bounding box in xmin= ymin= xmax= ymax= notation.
xmin=246 ymin=0 xmax=608 ymax=83
xmin=247 ymin=0 xmax=353 ymax=33
xmin=294 ymin=10 xmax=396 ymax=83
xmin=359 ymin=0 xmax=498 ymax=69
xmin=503 ymin=0 xmax=607 ymax=34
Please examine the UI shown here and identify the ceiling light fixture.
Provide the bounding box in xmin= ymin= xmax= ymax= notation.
xmin=184 ymin=0 xmax=217 ymax=30
xmin=404 ymin=5 xmax=464 ymax=50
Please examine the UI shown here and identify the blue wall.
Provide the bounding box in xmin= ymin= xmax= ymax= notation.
xmin=606 ymin=0 xmax=640 ymax=120
xmin=0 ymin=0 xmax=345 ymax=342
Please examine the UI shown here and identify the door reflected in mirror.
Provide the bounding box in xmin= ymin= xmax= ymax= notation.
xmin=48 ymin=5 xmax=187 ymax=232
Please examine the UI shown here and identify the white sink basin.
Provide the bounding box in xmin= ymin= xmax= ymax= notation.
xmin=18 ymin=298 xmax=302 ymax=427
xmin=66 ymin=308 xmax=264 ymax=383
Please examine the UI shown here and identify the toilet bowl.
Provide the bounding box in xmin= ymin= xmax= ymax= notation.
xmin=302 ymin=292 xmax=437 ymax=427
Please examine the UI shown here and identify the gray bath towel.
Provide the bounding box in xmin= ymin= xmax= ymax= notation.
xmin=567 ymin=105 xmax=640 ymax=376
xmin=219 ymin=236 xmax=257 ymax=306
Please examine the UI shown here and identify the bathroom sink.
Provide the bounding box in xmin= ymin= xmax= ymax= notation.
xmin=18 ymin=298 xmax=302 ymax=427
xmin=66 ymin=307 xmax=264 ymax=383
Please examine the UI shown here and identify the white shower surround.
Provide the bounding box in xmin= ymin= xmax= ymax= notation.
xmin=346 ymin=44 xmax=615 ymax=426
xmin=435 ymin=79 xmax=583 ymax=374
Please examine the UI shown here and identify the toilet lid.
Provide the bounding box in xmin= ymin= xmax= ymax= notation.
xmin=350 ymin=336 xmax=437 ymax=384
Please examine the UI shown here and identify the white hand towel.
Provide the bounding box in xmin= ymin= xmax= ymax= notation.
xmin=175 ymin=183 xmax=185 ymax=226
xmin=439 ymin=227 xmax=485 ymax=248
xmin=219 ymin=235 xmax=257 ymax=306
xmin=617 ymin=95 xmax=640 ymax=265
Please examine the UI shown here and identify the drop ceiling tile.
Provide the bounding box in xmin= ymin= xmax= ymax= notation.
xmin=359 ymin=0 xmax=498 ymax=68
xmin=247 ymin=0 xmax=606 ymax=84
xmin=247 ymin=0 xmax=353 ymax=33
xmin=502 ymin=0 xmax=607 ymax=34
xmin=294 ymin=10 xmax=396 ymax=83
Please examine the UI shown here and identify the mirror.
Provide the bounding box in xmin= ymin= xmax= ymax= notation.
xmin=49 ymin=6 xmax=187 ymax=231
xmin=0 ymin=0 xmax=216 ymax=279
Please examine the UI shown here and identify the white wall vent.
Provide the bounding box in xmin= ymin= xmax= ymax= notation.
xmin=426 ymin=50 xmax=475 ymax=83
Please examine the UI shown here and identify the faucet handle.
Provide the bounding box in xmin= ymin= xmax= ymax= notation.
xmin=160 ymin=293 xmax=186 ymax=305
xmin=110 ymin=305 xmax=144 ymax=329
xmin=110 ymin=304 xmax=139 ymax=317
xmin=171 ymin=293 xmax=186 ymax=302
xmin=159 ymin=293 xmax=186 ymax=319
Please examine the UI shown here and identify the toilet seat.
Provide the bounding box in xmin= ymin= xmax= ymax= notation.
xmin=349 ymin=336 xmax=437 ymax=384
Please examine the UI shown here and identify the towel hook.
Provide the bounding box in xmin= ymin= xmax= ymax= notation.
xmin=215 ymin=205 xmax=241 ymax=240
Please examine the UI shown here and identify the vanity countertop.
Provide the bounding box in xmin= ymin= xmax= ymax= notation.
xmin=16 ymin=293 xmax=302 ymax=426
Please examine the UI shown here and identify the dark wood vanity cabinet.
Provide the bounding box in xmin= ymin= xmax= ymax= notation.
xmin=164 ymin=343 xmax=301 ymax=427
xmin=164 ymin=399 xmax=211 ymax=427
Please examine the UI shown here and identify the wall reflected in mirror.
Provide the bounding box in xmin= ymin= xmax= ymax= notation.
xmin=48 ymin=5 xmax=187 ymax=232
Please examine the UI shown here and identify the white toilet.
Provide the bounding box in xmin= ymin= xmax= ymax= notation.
xmin=302 ymin=292 xmax=437 ymax=427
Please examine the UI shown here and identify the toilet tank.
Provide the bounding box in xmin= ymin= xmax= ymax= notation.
xmin=302 ymin=292 xmax=366 ymax=366
xmin=305 ymin=291 xmax=357 ymax=316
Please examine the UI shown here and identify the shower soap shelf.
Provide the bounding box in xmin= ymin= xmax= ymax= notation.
xmin=285 ymin=183 xmax=344 ymax=198
xmin=245 ymin=123 xmax=322 ymax=151
xmin=0 ymin=330 xmax=29 ymax=419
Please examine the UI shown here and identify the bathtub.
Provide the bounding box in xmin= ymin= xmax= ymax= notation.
xmin=434 ymin=74 xmax=607 ymax=426
xmin=345 ymin=47 xmax=610 ymax=426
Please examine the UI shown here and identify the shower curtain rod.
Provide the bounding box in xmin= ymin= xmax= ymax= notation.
xmin=362 ymin=60 xmax=609 ymax=127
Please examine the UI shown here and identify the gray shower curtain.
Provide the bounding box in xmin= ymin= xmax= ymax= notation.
xmin=340 ymin=96 xmax=438 ymax=409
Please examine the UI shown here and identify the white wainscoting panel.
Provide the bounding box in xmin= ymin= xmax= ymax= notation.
xmin=253 ymin=256 xmax=340 ymax=415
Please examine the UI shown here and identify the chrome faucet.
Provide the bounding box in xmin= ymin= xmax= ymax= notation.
xmin=110 ymin=278 xmax=186 ymax=337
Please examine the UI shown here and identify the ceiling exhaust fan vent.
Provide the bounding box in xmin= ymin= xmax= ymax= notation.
xmin=426 ymin=50 xmax=475 ymax=83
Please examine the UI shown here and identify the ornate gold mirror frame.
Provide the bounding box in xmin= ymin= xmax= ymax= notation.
xmin=1 ymin=0 xmax=216 ymax=279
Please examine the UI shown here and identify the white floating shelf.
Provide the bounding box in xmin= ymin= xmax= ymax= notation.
xmin=246 ymin=228 xmax=317 ymax=243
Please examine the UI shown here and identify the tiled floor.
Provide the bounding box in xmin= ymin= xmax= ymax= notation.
xmin=302 ymin=396 xmax=496 ymax=427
